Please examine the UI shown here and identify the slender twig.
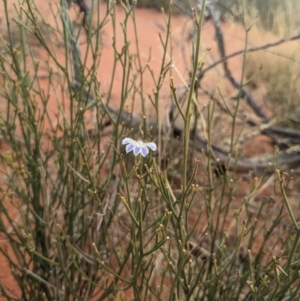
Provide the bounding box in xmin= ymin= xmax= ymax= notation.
xmin=23 ymin=268 xmax=65 ymax=295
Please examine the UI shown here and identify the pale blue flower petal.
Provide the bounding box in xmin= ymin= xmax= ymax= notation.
xmin=140 ymin=145 xmax=149 ymax=157
xmin=126 ymin=143 xmax=135 ymax=153
xmin=145 ymin=142 xmax=157 ymax=151
xmin=133 ymin=145 xmax=142 ymax=156
xmin=122 ymin=137 xmax=136 ymax=145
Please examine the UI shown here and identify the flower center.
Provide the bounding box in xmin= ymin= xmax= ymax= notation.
xmin=136 ymin=140 xmax=144 ymax=146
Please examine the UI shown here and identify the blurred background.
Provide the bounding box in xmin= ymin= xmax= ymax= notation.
xmin=135 ymin=0 xmax=300 ymax=36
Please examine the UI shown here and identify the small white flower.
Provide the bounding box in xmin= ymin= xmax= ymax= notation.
xmin=122 ymin=138 xmax=157 ymax=157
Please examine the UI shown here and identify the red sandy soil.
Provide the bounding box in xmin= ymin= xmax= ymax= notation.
xmin=0 ymin=1 xmax=280 ymax=300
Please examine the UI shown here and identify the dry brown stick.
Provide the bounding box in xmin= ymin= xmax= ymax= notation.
xmin=209 ymin=15 xmax=269 ymax=123
xmin=203 ymin=11 xmax=300 ymax=124
xmin=201 ymin=31 xmax=300 ymax=77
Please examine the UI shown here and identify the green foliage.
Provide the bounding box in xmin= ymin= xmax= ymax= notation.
xmin=0 ymin=0 xmax=300 ymax=300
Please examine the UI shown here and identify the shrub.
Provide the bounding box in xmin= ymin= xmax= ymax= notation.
xmin=0 ymin=0 xmax=300 ymax=300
